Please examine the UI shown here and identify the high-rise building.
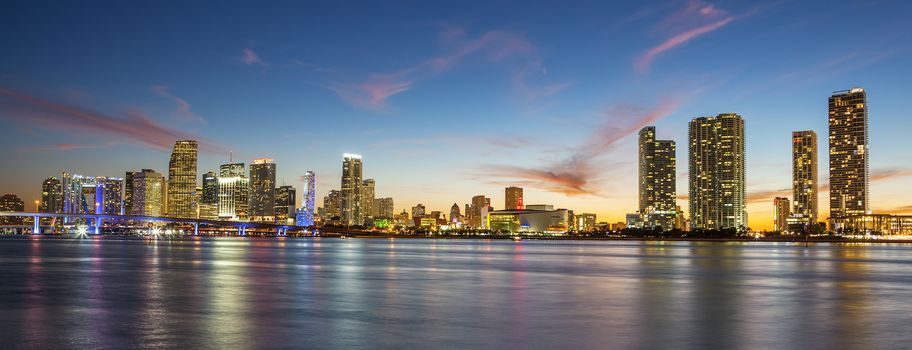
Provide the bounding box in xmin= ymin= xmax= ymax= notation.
xmin=688 ymin=113 xmax=746 ymax=230
xmin=275 ymin=185 xmax=296 ymax=224
xmin=450 ymin=203 xmax=461 ymax=223
xmin=505 ymin=186 xmax=523 ymax=210
xmin=774 ymin=197 xmax=791 ymax=232
xmin=636 ymin=126 xmax=677 ymax=229
xmin=249 ymin=158 xmax=277 ymax=221
xmin=0 ymin=194 xmax=25 ymax=225
xmin=97 ymin=177 xmax=123 ymax=215
xmin=62 ymin=172 xmax=95 ymax=215
xmin=468 ymin=195 xmax=491 ymax=228
xmin=828 ymin=88 xmax=869 ymax=218
xmin=296 ymin=171 xmax=316 ymax=226
xmin=375 ymin=197 xmax=394 ymax=219
xmin=167 ymin=140 xmax=198 ymax=218
xmin=202 ymin=171 xmax=219 ymax=204
xmin=322 ymin=189 xmax=342 ymax=219
xmin=361 ymin=179 xmax=375 ymax=220
xmin=340 ymin=154 xmax=363 ymax=226
xmin=218 ymin=162 xmax=249 ymax=221
xmin=412 ymin=204 xmax=426 ymax=218
xmin=40 ymin=177 xmax=63 ymax=213
xmin=124 ymin=171 xmax=136 ymax=215
xmin=132 ymin=169 xmax=164 ymax=216
xmin=792 ymin=130 xmax=818 ymax=226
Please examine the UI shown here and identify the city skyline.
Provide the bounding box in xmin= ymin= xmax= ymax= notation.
xmin=1 ymin=1 xmax=912 ymax=229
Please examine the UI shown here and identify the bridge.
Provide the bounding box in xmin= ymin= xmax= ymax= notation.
xmin=0 ymin=211 xmax=316 ymax=237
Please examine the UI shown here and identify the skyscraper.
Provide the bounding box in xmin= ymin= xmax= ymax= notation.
xmin=249 ymin=158 xmax=277 ymax=221
xmin=97 ymin=177 xmax=123 ymax=215
xmin=792 ymin=130 xmax=818 ymax=226
xmin=773 ymin=197 xmax=791 ymax=232
xmin=296 ymin=171 xmax=316 ymax=226
xmin=505 ymin=186 xmax=523 ymax=210
xmin=0 ymin=194 xmax=24 ymax=225
xmin=828 ymin=88 xmax=869 ymax=218
xmin=412 ymin=204 xmax=426 ymax=218
xmin=202 ymin=171 xmax=219 ymax=204
xmin=40 ymin=177 xmax=63 ymax=213
xmin=362 ymin=179 xmax=375 ymax=221
xmin=62 ymin=172 xmax=95 ymax=215
xmin=637 ymin=126 xmax=677 ymax=229
xmin=218 ymin=162 xmax=249 ymax=221
xmin=322 ymin=189 xmax=341 ymax=219
xmin=688 ymin=113 xmax=746 ymax=230
xmin=132 ymin=169 xmax=164 ymax=216
xmin=124 ymin=171 xmax=136 ymax=215
xmin=450 ymin=203 xmax=461 ymax=223
xmin=468 ymin=195 xmax=491 ymax=228
xmin=275 ymin=185 xmax=296 ymax=224
xmin=167 ymin=140 xmax=198 ymax=218
xmin=340 ymin=154 xmax=363 ymax=226
xmin=375 ymin=197 xmax=394 ymax=219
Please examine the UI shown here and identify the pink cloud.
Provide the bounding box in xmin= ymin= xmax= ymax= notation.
xmin=240 ymin=48 xmax=265 ymax=65
xmin=477 ymin=97 xmax=683 ymax=196
xmin=635 ymin=16 xmax=734 ymax=74
xmin=151 ymin=85 xmax=204 ymax=123
xmin=330 ymin=28 xmax=542 ymax=110
xmin=0 ymin=86 xmax=224 ymax=153
xmin=20 ymin=142 xmax=118 ymax=153
xmin=512 ymin=61 xmax=573 ymax=100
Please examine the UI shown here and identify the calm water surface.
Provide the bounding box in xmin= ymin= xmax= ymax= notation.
xmin=1 ymin=237 xmax=911 ymax=349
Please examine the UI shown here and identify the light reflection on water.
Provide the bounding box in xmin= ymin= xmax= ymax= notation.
xmin=1 ymin=238 xmax=911 ymax=349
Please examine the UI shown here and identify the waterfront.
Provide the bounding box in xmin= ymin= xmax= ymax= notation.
xmin=1 ymin=238 xmax=911 ymax=349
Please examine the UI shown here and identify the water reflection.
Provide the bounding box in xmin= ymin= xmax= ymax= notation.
xmin=1 ymin=238 xmax=911 ymax=349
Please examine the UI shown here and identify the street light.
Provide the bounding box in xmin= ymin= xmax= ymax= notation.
xmin=34 ymin=199 xmax=40 ymax=212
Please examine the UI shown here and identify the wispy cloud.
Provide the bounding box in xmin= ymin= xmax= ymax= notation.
xmin=476 ymin=97 xmax=683 ymax=196
xmin=743 ymin=168 xmax=912 ymax=204
xmin=512 ymin=61 xmax=573 ymax=101
xmin=20 ymin=142 xmax=118 ymax=153
xmin=0 ymin=87 xmax=224 ymax=153
xmin=330 ymin=28 xmax=556 ymax=111
xmin=634 ymin=0 xmax=735 ymax=74
xmin=151 ymin=85 xmax=204 ymax=123
xmin=240 ymin=48 xmax=265 ymax=65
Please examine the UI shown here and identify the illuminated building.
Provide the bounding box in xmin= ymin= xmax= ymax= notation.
xmin=829 ymin=88 xmax=869 ymax=218
xmin=249 ymin=158 xmax=277 ymax=221
xmin=449 ymin=203 xmax=461 ymax=223
xmin=322 ymin=189 xmax=341 ymax=220
xmin=0 ymin=194 xmax=24 ymax=225
xmin=340 ymin=153 xmax=363 ymax=226
xmin=362 ymin=179 xmax=375 ymax=221
xmin=791 ymin=130 xmax=818 ymax=227
xmin=60 ymin=173 xmax=122 ymax=215
xmin=124 ymin=171 xmax=136 ymax=214
xmin=167 ymin=140 xmax=197 ymax=218
xmin=688 ymin=113 xmax=747 ymax=230
xmin=296 ymin=171 xmax=316 ymax=226
xmin=526 ymin=204 xmax=554 ymax=211
xmin=468 ymin=195 xmax=491 ymax=228
xmin=487 ymin=209 xmax=570 ymax=234
xmin=275 ymin=185 xmax=296 ymax=224
xmin=132 ymin=169 xmax=164 ymax=216
xmin=202 ymin=171 xmax=219 ymax=205
xmin=218 ymin=162 xmax=249 ymax=221
xmin=774 ymin=197 xmax=791 ymax=232
xmin=635 ymin=126 xmax=678 ymax=230
xmin=40 ymin=176 xmax=63 ymax=213
xmin=575 ymin=213 xmax=597 ymax=232
xmin=505 ymin=186 xmax=523 ymax=210
xmin=830 ymin=214 xmax=912 ymax=235
xmin=375 ymin=197 xmax=394 ymax=219
xmin=411 ymin=203 xmax=426 ymax=218
xmin=97 ymin=177 xmax=123 ymax=215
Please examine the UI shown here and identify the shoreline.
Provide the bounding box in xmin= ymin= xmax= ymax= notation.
xmin=2 ymin=234 xmax=910 ymax=244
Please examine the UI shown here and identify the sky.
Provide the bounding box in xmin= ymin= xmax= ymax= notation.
xmin=1 ymin=0 xmax=911 ymax=230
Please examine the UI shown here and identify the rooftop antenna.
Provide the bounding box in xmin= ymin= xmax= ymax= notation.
xmin=229 ymin=150 xmax=233 ymax=163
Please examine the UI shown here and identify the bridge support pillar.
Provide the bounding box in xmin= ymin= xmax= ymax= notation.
xmin=93 ymin=217 xmax=102 ymax=235
xmin=193 ymin=222 xmax=199 ymax=236
xmin=239 ymin=226 xmax=245 ymax=236
xmin=32 ymin=216 xmax=40 ymax=235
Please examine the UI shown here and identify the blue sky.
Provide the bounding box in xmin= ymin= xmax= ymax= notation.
xmin=1 ymin=0 xmax=911 ymax=229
